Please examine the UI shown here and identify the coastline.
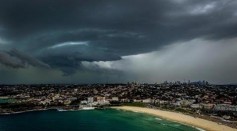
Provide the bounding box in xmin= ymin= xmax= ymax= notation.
xmin=0 ymin=107 xmax=96 ymax=115
xmin=0 ymin=108 xmax=55 ymax=115
xmin=111 ymin=106 xmax=237 ymax=131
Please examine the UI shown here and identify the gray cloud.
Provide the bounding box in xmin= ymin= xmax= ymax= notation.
xmin=0 ymin=51 xmax=25 ymax=68
xmin=9 ymin=49 xmax=50 ymax=68
xmin=87 ymin=38 xmax=237 ymax=84
xmin=0 ymin=0 xmax=236 ymax=83
xmin=0 ymin=49 xmax=50 ymax=69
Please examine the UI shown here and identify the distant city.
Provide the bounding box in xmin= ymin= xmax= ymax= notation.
xmin=0 ymin=81 xmax=236 ymax=128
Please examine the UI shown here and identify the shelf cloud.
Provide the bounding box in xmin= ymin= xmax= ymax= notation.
xmin=0 ymin=0 xmax=237 ymax=83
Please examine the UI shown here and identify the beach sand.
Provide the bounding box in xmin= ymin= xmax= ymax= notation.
xmin=112 ymin=106 xmax=237 ymax=131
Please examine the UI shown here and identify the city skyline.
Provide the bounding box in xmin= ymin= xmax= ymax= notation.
xmin=0 ymin=0 xmax=237 ymax=84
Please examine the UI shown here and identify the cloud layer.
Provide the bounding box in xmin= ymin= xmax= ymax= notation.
xmin=0 ymin=0 xmax=237 ymax=83
xmin=86 ymin=38 xmax=237 ymax=84
xmin=0 ymin=49 xmax=49 ymax=68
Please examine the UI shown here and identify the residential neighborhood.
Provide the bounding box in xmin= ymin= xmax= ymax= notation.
xmin=0 ymin=81 xmax=236 ymax=128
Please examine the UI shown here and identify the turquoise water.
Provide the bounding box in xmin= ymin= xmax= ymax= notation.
xmin=0 ymin=99 xmax=9 ymax=104
xmin=0 ymin=109 xmax=199 ymax=131
xmin=0 ymin=98 xmax=14 ymax=104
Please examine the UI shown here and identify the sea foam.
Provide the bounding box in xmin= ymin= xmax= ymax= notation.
xmin=155 ymin=118 xmax=162 ymax=121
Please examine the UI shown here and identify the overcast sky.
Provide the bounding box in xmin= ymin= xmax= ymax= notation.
xmin=0 ymin=0 xmax=237 ymax=84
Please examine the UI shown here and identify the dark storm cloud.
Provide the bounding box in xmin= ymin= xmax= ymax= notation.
xmin=0 ymin=49 xmax=50 ymax=68
xmin=0 ymin=0 xmax=237 ymax=77
xmin=8 ymin=49 xmax=50 ymax=68
xmin=0 ymin=51 xmax=25 ymax=68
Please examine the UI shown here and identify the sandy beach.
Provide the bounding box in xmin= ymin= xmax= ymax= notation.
xmin=112 ymin=106 xmax=237 ymax=131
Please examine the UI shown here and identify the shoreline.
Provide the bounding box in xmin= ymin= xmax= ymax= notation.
xmin=111 ymin=106 xmax=237 ymax=131
xmin=0 ymin=107 xmax=96 ymax=115
xmin=0 ymin=108 xmax=56 ymax=115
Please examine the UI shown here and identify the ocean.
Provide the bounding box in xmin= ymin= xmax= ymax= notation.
xmin=0 ymin=109 xmax=199 ymax=131
xmin=0 ymin=99 xmax=9 ymax=104
xmin=0 ymin=98 xmax=15 ymax=104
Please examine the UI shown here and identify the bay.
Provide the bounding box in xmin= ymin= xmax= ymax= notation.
xmin=0 ymin=109 xmax=199 ymax=131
